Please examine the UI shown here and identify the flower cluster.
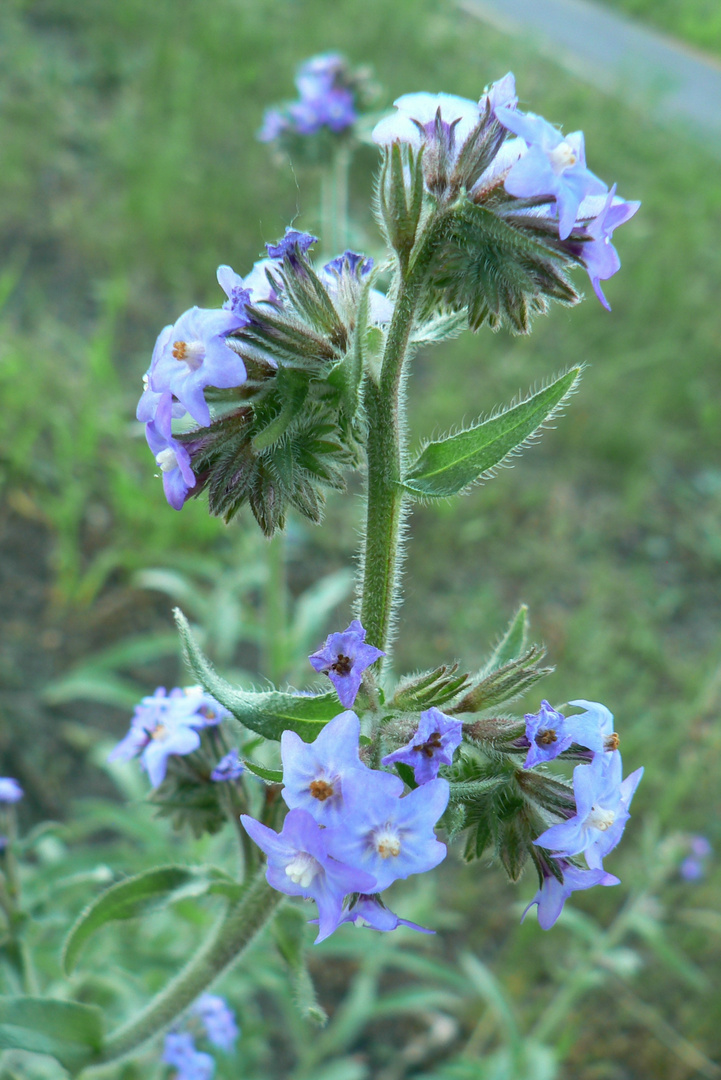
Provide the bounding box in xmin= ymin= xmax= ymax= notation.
xmin=373 ymin=72 xmax=639 ymax=317
xmin=241 ymin=710 xmax=451 ymax=941
xmin=137 ymin=230 xmax=388 ymax=528
xmin=162 ymin=994 xmax=238 ymax=1079
xmin=521 ymin=699 xmax=643 ymax=928
xmin=108 ymin=687 xmax=229 ymax=788
xmin=258 ymin=53 xmax=362 ymax=144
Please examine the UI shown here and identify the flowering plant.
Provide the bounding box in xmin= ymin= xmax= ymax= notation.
xmin=0 ymin=67 xmax=642 ymax=1073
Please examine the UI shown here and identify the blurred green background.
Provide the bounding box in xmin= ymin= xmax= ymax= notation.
xmin=1 ymin=0 xmax=720 ymax=1077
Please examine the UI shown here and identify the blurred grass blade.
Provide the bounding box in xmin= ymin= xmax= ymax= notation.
xmin=0 ymin=997 xmax=103 ymax=1072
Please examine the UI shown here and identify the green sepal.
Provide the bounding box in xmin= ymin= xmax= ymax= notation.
xmin=0 ymin=996 xmax=103 ymax=1072
xmin=487 ymin=604 xmax=529 ymax=669
xmin=451 ymin=645 xmax=553 ymax=714
xmin=149 ymin=772 xmax=228 ymax=838
xmin=393 ymin=761 xmax=418 ymax=790
xmin=515 ymin=769 xmax=576 ymax=818
xmin=251 ymin=368 xmax=310 ymax=452
xmin=244 ymin=760 xmax=284 ymax=784
xmin=388 ymin=664 xmax=472 ymax=711
xmin=401 ymin=367 xmax=582 ymax=498
xmin=175 ymin=608 xmax=342 ymax=740
xmin=431 ymin=196 xmax=583 ymax=333
xmin=327 ymin=274 xmax=372 ymax=419
xmin=275 ymin=262 xmax=348 ymax=347
xmin=378 ymin=143 xmax=425 ymax=261
xmin=62 ymin=864 xmax=235 ymax=974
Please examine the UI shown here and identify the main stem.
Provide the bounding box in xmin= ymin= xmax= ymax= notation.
xmin=359 ymin=219 xmax=440 ymax=654
xmin=96 ymin=871 xmax=280 ymax=1066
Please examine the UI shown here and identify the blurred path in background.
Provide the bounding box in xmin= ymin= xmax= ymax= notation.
xmin=460 ymin=0 xmax=721 ymax=151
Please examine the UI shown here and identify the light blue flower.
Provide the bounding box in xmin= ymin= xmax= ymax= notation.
xmin=308 ymin=619 xmax=384 ymax=708
xmin=534 ymin=751 xmax=643 ymax=869
xmin=281 ymin=710 xmax=401 ymax=827
xmin=522 ymin=857 xmax=619 ymax=930
xmin=192 ymin=994 xmax=239 ymax=1052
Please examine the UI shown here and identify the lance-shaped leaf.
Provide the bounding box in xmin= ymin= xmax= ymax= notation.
xmin=175 ymin=608 xmax=342 ymax=740
xmin=0 ymin=997 xmax=103 ymax=1072
xmin=400 ymin=367 xmax=582 ymax=499
xmin=62 ymin=865 xmax=235 ymax=973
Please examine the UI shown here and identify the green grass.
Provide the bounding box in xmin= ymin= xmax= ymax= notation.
xmin=1 ymin=0 xmax=720 ymax=1075
xmin=599 ymin=0 xmax=721 ymax=58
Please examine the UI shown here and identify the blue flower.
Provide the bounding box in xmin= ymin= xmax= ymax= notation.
xmin=281 ymin=710 xmax=401 ymax=827
xmin=382 ymin=707 xmax=463 ymax=785
xmin=308 ymin=619 xmax=384 ymax=708
xmin=523 ymin=699 xmax=615 ymax=769
xmin=495 ymin=107 xmax=607 ymax=239
xmin=325 ymin=777 xmax=449 ymax=892
xmin=266 ymin=229 xmax=318 ymax=272
xmin=143 ymin=306 xmax=248 ymax=427
xmin=240 ymin=808 xmax=376 ymax=942
xmin=210 ymin=749 xmax=244 ymax=783
xmin=572 ymin=185 xmax=641 ymax=310
xmin=192 ymin=994 xmax=239 ymax=1052
xmin=522 ymin=857 xmax=619 ymax=930
xmin=0 ymin=778 xmax=23 ymax=804
xmin=162 ymin=1032 xmax=215 ymax=1080
xmin=332 ymin=894 xmax=435 ymax=934
xmin=144 ymin=392 xmax=196 ymax=511
xmin=534 ymin=752 xmax=644 ymax=869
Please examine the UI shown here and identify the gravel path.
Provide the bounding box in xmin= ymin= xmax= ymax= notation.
xmin=461 ymin=0 xmax=721 ymax=150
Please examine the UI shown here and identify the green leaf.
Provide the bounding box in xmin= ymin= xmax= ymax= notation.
xmin=0 ymin=997 xmax=103 ymax=1072
xmin=401 ymin=367 xmax=582 ymax=498
xmin=175 ymin=608 xmax=341 ymax=740
xmin=62 ymin=865 xmax=206 ymax=973
xmin=393 ymin=762 xmax=418 ymax=790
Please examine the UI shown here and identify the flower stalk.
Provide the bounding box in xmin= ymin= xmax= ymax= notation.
xmin=96 ymin=870 xmax=280 ymax=1066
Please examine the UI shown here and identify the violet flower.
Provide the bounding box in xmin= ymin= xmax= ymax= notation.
xmin=325 ymin=777 xmax=449 ymax=892
xmin=382 ymin=707 xmax=463 ymax=785
xmin=163 ymin=1032 xmax=215 ymax=1080
xmin=143 ymin=306 xmax=248 ymax=427
xmin=523 ymin=698 xmax=616 ymax=769
xmin=522 ymin=857 xmax=620 ymax=930
xmin=210 ymin=749 xmax=244 ymax=783
xmin=240 ymin=808 xmax=376 ymax=942
xmin=334 ymin=894 xmax=434 ymax=934
xmin=192 ymin=994 xmax=239 ymax=1052
xmin=572 ymin=185 xmax=641 ymax=310
xmin=320 ymin=250 xmax=393 ymax=325
xmin=145 ymin=392 xmax=196 ymax=511
xmin=0 ymin=778 xmax=23 ymax=804
xmin=534 ymin=751 xmax=644 ymax=869
xmin=495 ymin=107 xmax=607 ymax=239
xmin=308 ymin=619 xmax=384 ymax=707
xmin=266 ymin=229 xmax=318 ymax=271
xmin=281 ymin=710 xmax=402 ymax=826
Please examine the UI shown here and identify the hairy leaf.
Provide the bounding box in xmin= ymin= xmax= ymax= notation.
xmin=401 ymin=367 xmax=582 ymax=498
xmin=175 ymin=608 xmax=341 ymax=740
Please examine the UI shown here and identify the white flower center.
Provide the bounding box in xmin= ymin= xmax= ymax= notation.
xmin=374 ymin=828 xmax=401 ymax=859
xmin=142 ymin=373 xmax=149 ymax=390
xmin=584 ymin=805 xmax=616 ymax=831
xmin=172 ymin=339 xmax=205 ymax=371
xmin=285 ymin=851 xmax=320 ymax=888
xmin=155 ymin=447 xmax=179 ymax=473
xmin=547 ymin=140 xmax=577 ymax=175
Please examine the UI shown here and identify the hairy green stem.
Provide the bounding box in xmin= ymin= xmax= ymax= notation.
xmin=359 ymin=218 xmax=442 ymax=655
xmin=265 ymin=531 xmax=288 ymax=685
xmin=96 ymin=871 xmax=279 ymax=1065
